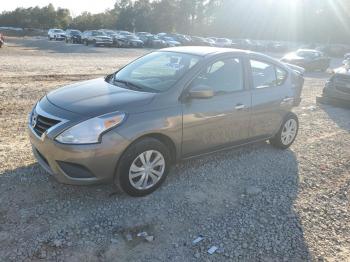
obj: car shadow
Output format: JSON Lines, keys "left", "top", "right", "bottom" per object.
{"left": 318, "top": 102, "right": 350, "bottom": 131}
{"left": 0, "top": 142, "right": 310, "bottom": 261}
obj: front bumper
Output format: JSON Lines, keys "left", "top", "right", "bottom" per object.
{"left": 54, "top": 35, "right": 65, "bottom": 40}
{"left": 95, "top": 40, "right": 113, "bottom": 45}
{"left": 28, "top": 115, "right": 130, "bottom": 185}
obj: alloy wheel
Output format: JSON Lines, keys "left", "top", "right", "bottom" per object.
{"left": 281, "top": 119, "right": 297, "bottom": 145}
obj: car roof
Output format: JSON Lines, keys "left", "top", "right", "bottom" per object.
{"left": 160, "top": 46, "right": 250, "bottom": 57}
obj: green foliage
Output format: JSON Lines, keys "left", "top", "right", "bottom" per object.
{"left": 0, "top": 0, "right": 349, "bottom": 44}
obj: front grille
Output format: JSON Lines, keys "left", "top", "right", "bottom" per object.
{"left": 33, "top": 114, "right": 60, "bottom": 137}
{"left": 333, "top": 74, "right": 350, "bottom": 94}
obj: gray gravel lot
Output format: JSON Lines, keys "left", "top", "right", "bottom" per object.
{"left": 0, "top": 37, "right": 349, "bottom": 261}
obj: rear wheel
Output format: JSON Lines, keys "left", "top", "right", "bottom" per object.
{"left": 269, "top": 113, "right": 299, "bottom": 149}
{"left": 114, "top": 138, "right": 171, "bottom": 197}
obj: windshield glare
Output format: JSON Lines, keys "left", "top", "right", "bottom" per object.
{"left": 112, "top": 51, "right": 201, "bottom": 92}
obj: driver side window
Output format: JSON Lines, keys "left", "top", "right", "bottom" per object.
{"left": 191, "top": 57, "right": 244, "bottom": 94}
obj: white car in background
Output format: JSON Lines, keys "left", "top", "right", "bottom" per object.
{"left": 215, "top": 38, "right": 233, "bottom": 48}
{"left": 48, "top": 29, "right": 66, "bottom": 41}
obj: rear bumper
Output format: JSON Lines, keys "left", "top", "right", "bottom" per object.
{"left": 28, "top": 123, "right": 130, "bottom": 185}
{"left": 323, "top": 85, "right": 350, "bottom": 101}
{"left": 316, "top": 95, "right": 350, "bottom": 108}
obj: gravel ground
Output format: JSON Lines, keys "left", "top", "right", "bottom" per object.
{"left": 0, "top": 37, "right": 349, "bottom": 262}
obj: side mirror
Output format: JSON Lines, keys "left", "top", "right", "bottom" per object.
{"left": 188, "top": 85, "right": 214, "bottom": 99}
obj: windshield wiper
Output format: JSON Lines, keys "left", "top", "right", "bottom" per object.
{"left": 113, "top": 79, "right": 143, "bottom": 91}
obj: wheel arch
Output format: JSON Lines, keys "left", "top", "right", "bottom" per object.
{"left": 113, "top": 132, "right": 178, "bottom": 192}
{"left": 129, "top": 133, "right": 177, "bottom": 164}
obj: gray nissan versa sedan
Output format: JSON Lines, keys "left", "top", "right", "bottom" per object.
{"left": 28, "top": 47, "right": 304, "bottom": 196}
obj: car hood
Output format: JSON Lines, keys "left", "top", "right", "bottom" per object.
{"left": 46, "top": 78, "right": 155, "bottom": 117}
{"left": 333, "top": 66, "right": 350, "bottom": 75}
{"left": 282, "top": 54, "right": 305, "bottom": 61}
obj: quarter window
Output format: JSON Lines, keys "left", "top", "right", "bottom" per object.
{"left": 276, "top": 67, "right": 288, "bottom": 85}
{"left": 191, "top": 58, "right": 244, "bottom": 94}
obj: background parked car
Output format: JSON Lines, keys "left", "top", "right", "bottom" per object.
{"left": 102, "top": 30, "right": 128, "bottom": 47}
{"left": 124, "top": 34, "right": 144, "bottom": 48}
{"left": 65, "top": 29, "right": 82, "bottom": 44}
{"left": 157, "top": 35, "right": 181, "bottom": 47}
{"left": 167, "top": 33, "right": 192, "bottom": 45}
{"left": 117, "top": 31, "right": 133, "bottom": 37}
{"left": 0, "top": 32, "right": 4, "bottom": 47}
{"left": 190, "top": 36, "right": 212, "bottom": 46}
{"left": 82, "top": 30, "right": 113, "bottom": 47}
{"left": 322, "top": 44, "right": 350, "bottom": 57}
{"left": 48, "top": 28, "right": 66, "bottom": 41}
{"left": 318, "top": 59, "right": 350, "bottom": 105}
{"left": 215, "top": 38, "right": 232, "bottom": 48}
{"left": 205, "top": 38, "right": 216, "bottom": 46}
{"left": 281, "top": 49, "right": 330, "bottom": 71}
{"left": 146, "top": 35, "right": 168, "bottom": 48}
{"left": 136, "top": 32, "right": 153, "bottom": 45}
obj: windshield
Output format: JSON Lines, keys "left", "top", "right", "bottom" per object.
{"left": 111, "top": 51, "right": 201, "bottom": 93}
{"left": 164, "top": 37, "right": 174, "bottom": 41}
{"left": 297, "top": 51, "right": 319, "bottom": 58}
{"left": 54, "top": 29, "right": 63, "bottom": 33}
{"left": 127, "top": 35, "right": 138, "bottom": 39}
{"left": 92, "top": 31, "right": 106, "bottom": 36}
{"left": 71, "top": 30, "right": 81, "bottom": 35}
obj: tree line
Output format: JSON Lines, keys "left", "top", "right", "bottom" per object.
{"left": 0, "top": 0, "right": 349, "bottom": 44}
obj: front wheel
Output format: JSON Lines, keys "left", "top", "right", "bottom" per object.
{"left": 269, "top": 113, "right": 299, "bottom": 149}
{"left": 114, "top": 138, "right": 171, "bottom": 197}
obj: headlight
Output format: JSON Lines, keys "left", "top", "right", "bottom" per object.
{"left": 55, "top": 112, "right": 126, "bottom": 144}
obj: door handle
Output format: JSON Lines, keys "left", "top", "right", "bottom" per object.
{"left": 281, "top": 97, "right": 294, "bottom": 104}
{"left": 235, "top": 104, "right": 247, "bottom": 110}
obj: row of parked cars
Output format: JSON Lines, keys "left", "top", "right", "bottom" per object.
{"left": 48, "top": 28, "right": 350, "bottom": 56}
{"left": 47, "top": 28, "right": 298, "bottom": 51}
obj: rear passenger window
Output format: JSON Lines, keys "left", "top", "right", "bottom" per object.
{"left": 250, "top": 60, "right": 287, "bottom": 89}
{"left": 192, "top": 58, "right": 244, "bottom": 94}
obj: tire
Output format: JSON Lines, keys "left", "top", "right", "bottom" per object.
{"left": 269, "top": 113, "right": 299, "bottom": 149}
{"left": 84, "top": 40, "right": 88, "bottom": 46}
{"left": 114, "top": 138, "right": 171, "bottom": 197}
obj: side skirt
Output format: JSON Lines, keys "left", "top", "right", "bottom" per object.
{"left": 180, "top": 135, "right": 273, "bottom": 162}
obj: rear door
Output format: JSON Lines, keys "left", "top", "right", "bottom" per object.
{"left": 248, "top": 58, "right": 293, "bottom": 138}
{"left": 181, "top": 56, "right": 252, "bottom": 157}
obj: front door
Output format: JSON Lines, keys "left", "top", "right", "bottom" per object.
{"left": 182, "top": 57, "right": 251, "bottom": 157}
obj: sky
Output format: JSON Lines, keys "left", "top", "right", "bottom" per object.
{"left": 0, "top": 0, "right": 117, "bottom": 16}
